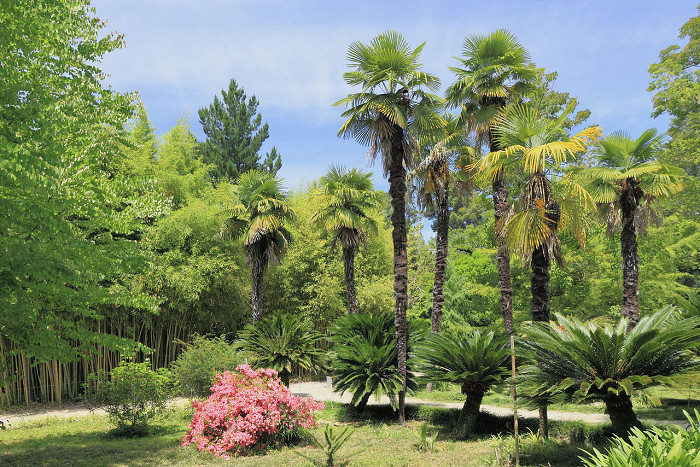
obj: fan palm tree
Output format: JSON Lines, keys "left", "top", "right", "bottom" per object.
{"left": 237, "top": 312, "right": 325, "bottom": 387}
{"left": 579, "top": 129, "right": 684, "bottom": 332}
{"left": 475, "top": 104, "right": 601, "bottom": 436}
{"left": 310, "top": 166, "right": 379, "bottom": 315}
{"left": 417, "top": 330, "right": 511, "bottom": 439}
{"left": 518, "top": 307, "right": 700, "bottom": 437}
{"left": 334, "top": 30, "right": 443, "bottom": 424}
{"left": 220, "top": 170, "right": 295, "bottom": 322}
{"left": 446, "top": 29, "right": 540, "bottom": 335}
{"left": 411, "top": 115, "right": 474, "bottom": 334}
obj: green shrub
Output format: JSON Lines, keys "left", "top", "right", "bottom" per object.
{"left": 170, "top": 334, "right": 241, "bottom": 398}
{"left": 95, "top": 361, "right": 174, "bottom": 436}
{"left": 580, "top": 409, "right": 700, "bottom": 466}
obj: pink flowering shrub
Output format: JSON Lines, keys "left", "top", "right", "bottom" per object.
{"left": 181, "top": 364, "right": 324, "bottom": 458}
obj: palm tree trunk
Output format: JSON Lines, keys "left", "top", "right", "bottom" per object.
{"left": 431, "top": 181, "right": 450, "bottom": 333}
{"left": 279, "top": 368, "right": 290, "bottom": 388}
{"left": 531, "top": 243, "right": 551, "bottom": 438}
{"left": 388, "top": 122, "right": 409, "bottom": 426}
{"left": 493, "top": 171, "right": 515, "bottom": 334}
{"left": 342, "top": 245, "right": 359, "bottom": 314}
{"left": 455, "top": 390, "right": 484, "bottom": 439}
{"left": 620, "top": 184, "right": 640, "bottom": 332}
{"left": 251, "top": 257, "right": 264, "bottom": 322}
{"left": 603, "top": 393, "right": 642, "bottom": 437}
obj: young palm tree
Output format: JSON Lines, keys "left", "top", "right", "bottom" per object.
{"left": 236, "top": 312, "right": 325, "bottom": 387}
{"left": 579, "top": 130, "right": 684, "bottom": 331}
{"left": 310, "top": 166, "right": 379, "bottom": 315}
{"left": 446, "top": 29, "right": 539, "bottom": 335}
{"left": 417, "top": 330, "right": 511, "bottom": 439}
{"left": 475, "top": 104, "right": 601, "bottom": 436}
{"left": 518, "top": 307, "right": 700, "bottom": 437}
{"left": 334, "top": 31, "right": 443, "bottom": 424}
{"left": 411, "top": 116, "right": 473, "bottom": 334}
{"left": 220, "top": 170, "right": 295, "bottom": 322}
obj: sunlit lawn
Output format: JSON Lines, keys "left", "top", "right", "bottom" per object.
{"left": 0, "top": 402, "right": 611, "bottom": 466}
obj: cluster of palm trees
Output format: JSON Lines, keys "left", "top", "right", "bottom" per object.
{"left": 333, "top": 29, "right": 690, "bottom": 434}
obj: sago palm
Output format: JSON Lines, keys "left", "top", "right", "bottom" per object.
{"left": 334, "top": 30, "right": 443, "bottom": 424}
{"left": 328, "top": 312, "right": 426, "bottom": 415}
{"left": 236, "top": 312, "right": 325, "bottom": 387}
{"left": 446, "top": 29, "right": 539, "bottom": 335}
{"left": 517, "top": 307, "right": 700, "bottom": 437}
{"left": 220, "top": 170, "right": 295, "bottom": 322}
{"left": 417, "top": 330, "right": 511, "bottom": 439}
{"left": 578, "top": 129, "right": 684, "bottom": 331}
{"left": 310, "top": 166, "right": 379, "bottom": 315}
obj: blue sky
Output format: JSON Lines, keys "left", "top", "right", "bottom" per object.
{"left": 93, "top": 0, "right": 695, "bottom": 204}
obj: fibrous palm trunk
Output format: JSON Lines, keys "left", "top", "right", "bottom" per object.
{"left": 531, "top": 244, "right": 551, "bottom": 438}
{"left": 388, "top": 121, "right": 409, "bottom": 426}
{"left": 431, "top": 174, "right": 449, "bottom": 333}
{"left": 493, "top": 171, "right": 514, "bottom": 334}
{"left": 456, "top": 389, "right": 485, "bottom": 439}
{"left": 620, "top": 180, "right": 642, "bottom": 332}
{"left": 603, "top": 393, "right": 643, "bottom": 437}
{"left": 342, "top": 244, "right": 359, "bottom": 314}
{"left": 251, "top": 256, "right": 264, "bottom": 322}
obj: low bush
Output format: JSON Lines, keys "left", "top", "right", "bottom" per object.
{"left": 580, "top": 409, "right": 700, "bottom": 467}
{"left": 181, "top": 364, "right": 325, "bottom": 458}
{"left": 170, "top": 334, "right": 241, "bottom": 398}
{"left": 94, "top": 360, "right": 174, "bottom": 436}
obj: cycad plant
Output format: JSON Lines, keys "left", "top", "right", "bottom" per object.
{"left": 578, "top": 129, "right": 685, "bottom": 331}
{"left": 236, "top": 312, "right": 325, "bottom": 387}
{"left": 328, "top": 312, "right": 426, "bottom": 415}
{"left": 417, "top": 330, "right": 511, "bottom": 439}
{"left": 517, "top": 307, "right": 700, "bottom": 437}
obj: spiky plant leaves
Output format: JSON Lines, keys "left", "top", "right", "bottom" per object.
{"left": 518, "top": 307, "right": 700, "bottom": 436}
{"left": 236, "top": 312, "right": 325, "bottom": 387}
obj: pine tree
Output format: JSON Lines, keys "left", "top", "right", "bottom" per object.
{"left": 198, "top": 79, "right": 282, "bottom": 181}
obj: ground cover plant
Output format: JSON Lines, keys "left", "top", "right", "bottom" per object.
{"left": 181, "top": 365, "right": 324, "bottom": 458}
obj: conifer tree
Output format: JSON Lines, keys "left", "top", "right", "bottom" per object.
{"left": 198, "top": 79, "right": 282, "bottom": 181}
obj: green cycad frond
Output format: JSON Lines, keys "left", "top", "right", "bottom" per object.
{"left": 518, "top": 307, "right": 700, "bottom": 403}
{"left": 417, "top": 330, "right": 510, "bottom": 392}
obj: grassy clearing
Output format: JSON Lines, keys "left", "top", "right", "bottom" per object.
{"left": 0, "top": 402, "right": 612, "bottom": 466}
{"left": 414, "top": 382, "right": 700, "bottom": 420}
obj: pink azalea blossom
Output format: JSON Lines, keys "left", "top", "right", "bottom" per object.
{"left": 181, "top": 365, "right": 324, "bottom": 457}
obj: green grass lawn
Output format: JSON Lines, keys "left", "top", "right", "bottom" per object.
{"left": 414, "top": 382, "right": 700, "bottom": 420}
{"left": 0, "top": 402, "right": 610, "bottom": 466}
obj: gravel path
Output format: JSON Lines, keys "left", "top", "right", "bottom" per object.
{"left": 3, "top": 381, "right": 674, "bottom": 428}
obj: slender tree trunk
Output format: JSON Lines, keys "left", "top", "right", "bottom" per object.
{"left": 493, "top": 171, "right": 515, "bottom": 334}
{"left": 620, "top": 182, "right": 641, "bottom": 332}
{"left": 388, "top": 122, "right": 409, "bottom": 426}
{"left": 251, "top": 256, "right": 264, "bottom": 322}
{"left": 455, "top": 390, "right": 485, "bottom": 439}
{"left": 431, "top": 176, "right": 449, "bottom": 334}
{"left": 604, "top": 393, "right": 643, "bottom": 437}
{"left": 532, "top": 235, "right": 552, "bottom": 439}
{"left": 342, "top": 244, "right": 359, "bottom": 314}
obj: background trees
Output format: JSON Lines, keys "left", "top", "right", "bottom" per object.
{"left": 198, "top": 79, "right": 282, "bottom": 182}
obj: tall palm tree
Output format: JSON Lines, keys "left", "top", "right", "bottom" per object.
{"left": 579, "top": 129, "right": 684, "bottom": 332}
{"left": 411, "top": 115, "right": 473, "bottom": 333}
{"left": 476, "top": 104, "right": 601, "bottom": 436}
{"left": 334, "top": 31, "right": 443, "bottom": 424}
{"left": 310, "top": 166, "right": 379, "bottom": 315}
{"left": 446, "top": 30, "right": 539, "bottom": 335}
{"left": 220, "top": 170, "right": 295, "bottom": 322}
